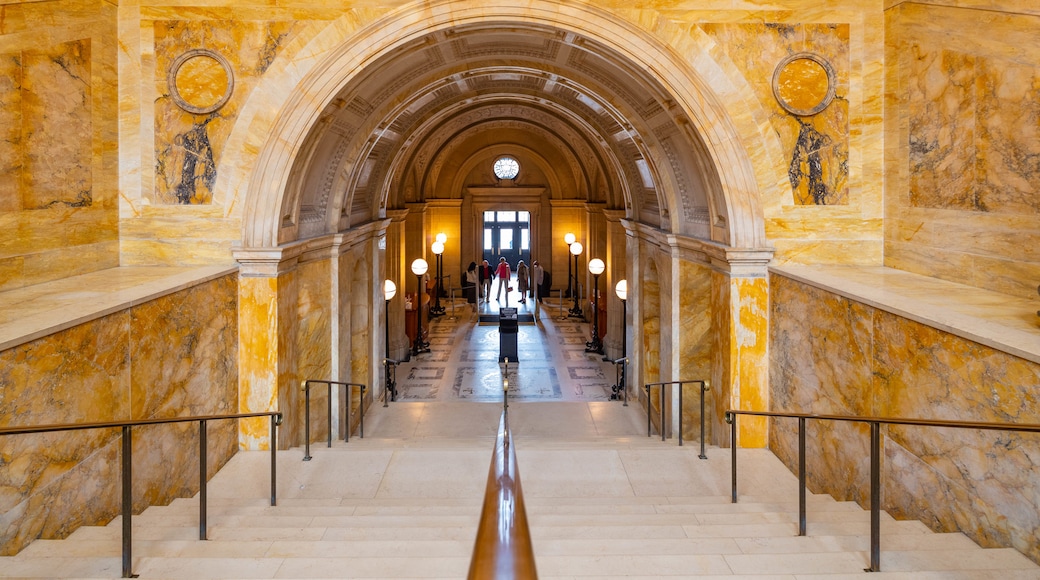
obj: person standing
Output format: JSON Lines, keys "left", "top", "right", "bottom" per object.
{"left": 531, "top": 260, "right": 544, "bottom": 304}
{"left": 463, "top": 261, "right": 478, "bottom": 305}
{"left": 516, "top": 260, "right": 529, "bottom": 305}
{"left": 495, "top": 257, "right": 511, "bottom": 302}
{"left": 478, "top": 259, "right": 493, "bottom": 303}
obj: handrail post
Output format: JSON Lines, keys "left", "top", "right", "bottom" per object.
{"left": 678, "top": 382, "right": 684, "bottom": 447}
{"left": 199, "top": 419, "right": 208, "bottom": 541}
{"left": 798, "top": 416, "right": 806, "bottom": 536}
{"left": 326, "top": 381, "right": 333, "bottom": 449}
{"left": 302, "top": 381, "right": 312, "bottom": 461}
{"left": 868, "top": 420, "right": 881, "bottom": 572}
{"left": 121, "top": 425, "right": 135, "bottom": 578}
{"left": 646, "top": 385, "right": 651, "bottom": 437}
{"left": 729, "top": 413, "right": 737, "bottom": 504}
{"left": 270, "top": 415, "right": 278, "bottom": 507}
{"left": 698, "top": 381, "right": 708, "bottom": 460}
{"left": 660, "top": 384, "right": 666, "bottom": 442}
{"left": 344, "top": 382, "right": 352, "bottom": 443}
{"left": 359, "top": 385, "right": 365, "bottom": 439}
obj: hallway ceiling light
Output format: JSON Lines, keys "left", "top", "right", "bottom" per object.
{"left": 589, "top": 258, "right": 605, "bottom": 276}
{"left": 384, "top": 279, "right": 397, "bottom": 301}
{"left": 411, "top": 259, "right": 429, "bottom": 276}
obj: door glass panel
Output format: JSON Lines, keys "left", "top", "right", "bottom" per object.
{"left": 500, "top": 229, "right": 514, "bottom": 250}
{"left": 519, "top": 211, "right": 530, "bottom": 222}
{"left": 521, "top": 229, "right": 529, "bottom": 250}
{"left": 497, "top": 211, "right": 516, "bottom": 222}
{"left": 484, "top": 229, "right": 493, "bottom": 250}
{"left": 484, "top": 211, "right": 495, "bottom": 222}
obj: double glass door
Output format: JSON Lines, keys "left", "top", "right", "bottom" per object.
{"left": 483, "top": 210, "right": 530, "bottom": 269}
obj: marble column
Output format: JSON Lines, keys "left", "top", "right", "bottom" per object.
{"left": 707, "top": 245, "right": 773, "bottom": 448}
{"left": 234, "top": 246, "right": 300, "bottom": 450}
{"left": 385, "top": 209, "right": 411, "bottom": 362}
{"left": 602, "top": 210, "right": 627, "bottom": 360}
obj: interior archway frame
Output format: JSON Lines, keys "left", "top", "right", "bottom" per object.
{"left": 230, "top": 0, "right": 778, "bottom": 250}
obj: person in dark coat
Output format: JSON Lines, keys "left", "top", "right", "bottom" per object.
{"left": 463, "top": 262, "right": 478, "bottom": 304}
{"left": 478, "top": 260, "right": 493, "bottom": 303}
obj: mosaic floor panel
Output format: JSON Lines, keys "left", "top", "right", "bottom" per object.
{"left": 396, "top": 297, "right": 618, "bottom": 403}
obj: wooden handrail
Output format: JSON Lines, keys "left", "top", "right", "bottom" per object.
{"left": 467, "top": 411, "right": 538, "bottom": 579}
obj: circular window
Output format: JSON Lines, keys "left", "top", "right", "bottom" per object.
{"left": 168, "top": 49, "right": 234, "bottom": 115}
{"left": 772, "top": 52, "right": 836, "bottom": 117}
{"left": 493, "top": 156, "right": 520, "bottom": 180}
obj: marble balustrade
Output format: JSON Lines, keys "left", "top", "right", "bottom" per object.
{"left": 0, "top": 274, "right": 239, "bottom": 557}
{"left": 769, "top": 271, "right": 1040, "bottom": 563}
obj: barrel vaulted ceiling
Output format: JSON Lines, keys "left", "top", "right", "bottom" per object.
{"left": 285, "top": 22, "right": 724, "bottom": 242}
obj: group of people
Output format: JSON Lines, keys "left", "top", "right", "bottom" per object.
{"left": 463, "top": 257, "right": 547, "bottom": 305}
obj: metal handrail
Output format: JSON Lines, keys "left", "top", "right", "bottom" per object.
{"left": 725, "top": 409, "right": 1040, "bottom": 572}
{"left": 301, "top": 379, "right": 366, "bottom": 460}
{"left": 0, "top": 411, "right": 283, "bottom": 578}
{"left": 644, "top": 380, "right": 710, "bottom": 458}
{"left": 467, "top": 410, "right": 537, "bottom": 579}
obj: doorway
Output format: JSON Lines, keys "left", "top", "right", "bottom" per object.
{"left": 482, "top": 210, "right": 531, "bottom": 268}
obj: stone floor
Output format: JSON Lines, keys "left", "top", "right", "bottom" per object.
{"left": 396, "top": 289, "right": 624, "bottom": 404}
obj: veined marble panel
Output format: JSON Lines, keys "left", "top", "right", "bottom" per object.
{"left": 770, "top": 271, "right": 1040, "bottom": 563}
{"left": 700, "top": 23, "right": 850, "bottom": 206}
{"left": 677, "top": 260, "right": 712, "bottom": 443}
{"left": 295, "top": 258, "right": 333, "bottom": 446}
{"left": 152, "top": 20, "right": 298, "bottom": 205}
{"left": 888, "top": 3, "right": 1040, "bottom": 298}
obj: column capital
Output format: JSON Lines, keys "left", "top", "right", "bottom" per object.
{"left": 233, "top": 243, "right": 304, "bottom": 277}
{"left": 699, "top": 241, "right": 774, "bottom": 277}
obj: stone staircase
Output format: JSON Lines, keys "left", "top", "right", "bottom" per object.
{"left": 2, "top": 402, "right": 1038, "bottom": 578}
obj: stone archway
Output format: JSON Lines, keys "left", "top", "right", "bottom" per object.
{"left": 230, "top": 0, "right": 780, "bottom": 449}
{"left": 229, "top": 0, "right": 776, "bottom": 250}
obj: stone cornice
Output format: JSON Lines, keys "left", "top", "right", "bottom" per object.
{"left": 235, "top": 220, "right": 390, "bottom": 275}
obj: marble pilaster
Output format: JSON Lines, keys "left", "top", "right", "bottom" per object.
{"left": 708, "top": 245, "right": 773, "bottom": 448}
{"left": 234, "top": 247, "right": 300, "bottom": 450}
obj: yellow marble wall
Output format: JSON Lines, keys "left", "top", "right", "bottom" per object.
{"left": 711, "top": 269, "right": 770, "bottom": 448}
{"left": 677, "top": 259, "right": 713, "bottom": 443}
{"left": 0, "top": 273, "right": 238, "bottom": 556}
{"left": 0, "top": 0, "right": 119, "bottom": 290}
{"left": 770, "top": 272, "right": 1040, "bottom": 562}
{"left": 295, "top": 258, "right": 333, "bottom": 446}
{"left": 885, "top": 3, "right": 1040, "bottom": 299}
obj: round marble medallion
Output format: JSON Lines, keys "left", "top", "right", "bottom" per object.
{"left": 168, "top": 50, "right": 234, "bottom": 115}
{"left": 772, "top": 52, "right": 836, "bottom": 117}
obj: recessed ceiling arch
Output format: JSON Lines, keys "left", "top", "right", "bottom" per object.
{"left": 238, "top": 0, "right": 768, "bottom": 250}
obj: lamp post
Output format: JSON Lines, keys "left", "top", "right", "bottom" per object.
{"left": 585, "top": 258, "right": 604, "bottom": 353}
{"left": 411, "top": 258, "right": 430, "bottom": 355}
{"left": 613, "top": 279, "right": 628, "bottom": 402}
{"left": 430, "top": 239, "right": 445, "bottom": 317}
{"left": 568, "top": 241, "right": 584, "bottom": 317}
{"left": 564, "top": 232, "right": 575, "bottom": 298}
{"left": 383, "top": 279, "right": 397, "bottom": 402}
